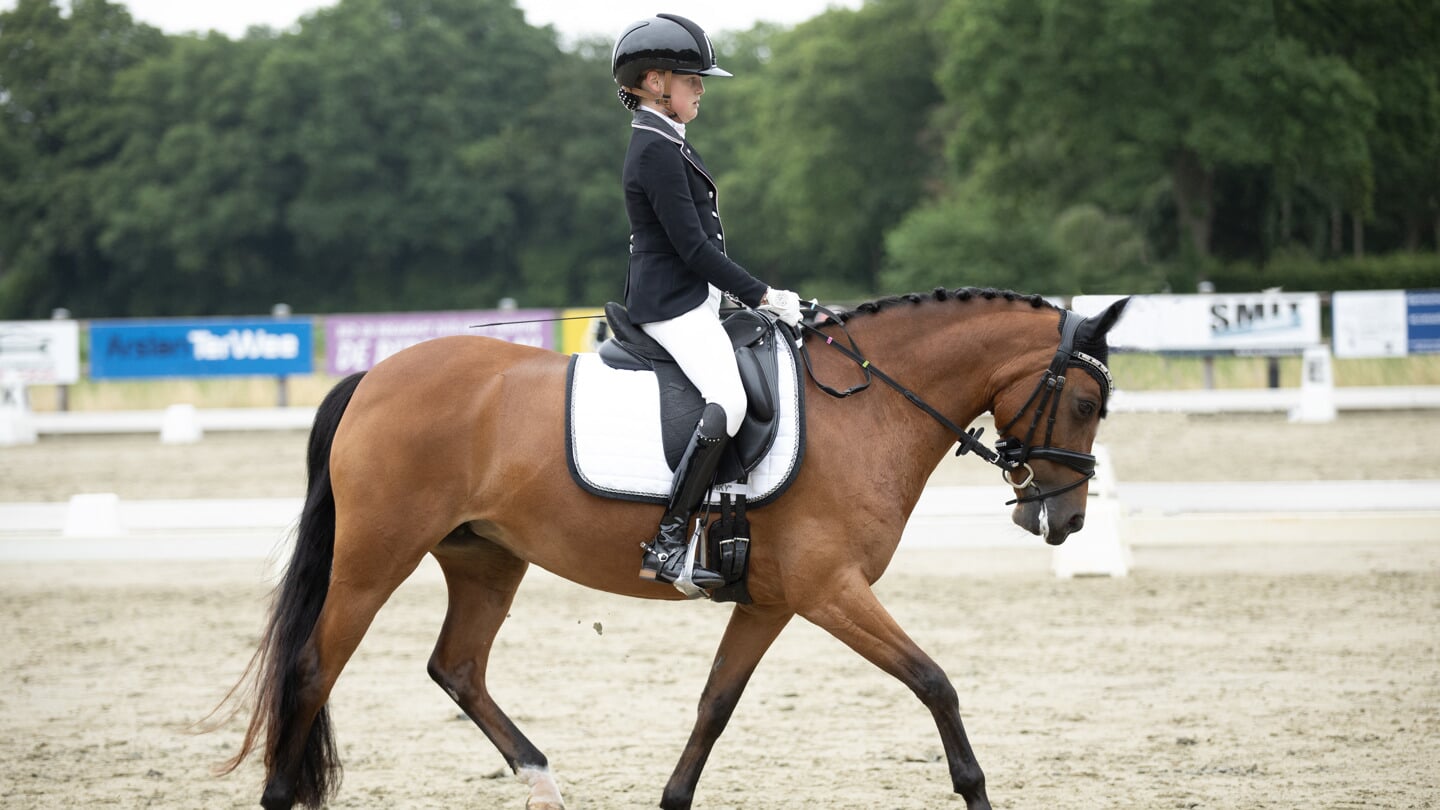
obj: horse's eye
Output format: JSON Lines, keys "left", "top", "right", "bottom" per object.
{"left": 1077, "top": 400, "right": 1096, "bottom": 418}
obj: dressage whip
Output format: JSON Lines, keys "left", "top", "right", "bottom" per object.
{"left": 469, "top": 314, "right": 605, "bottom": 329}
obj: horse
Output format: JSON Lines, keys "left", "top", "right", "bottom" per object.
{"left": 220, "top": 287, "right": 1129, "bottom": 810}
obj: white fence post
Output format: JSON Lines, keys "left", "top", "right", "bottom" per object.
{"left": 1052, "top": 443, "right": 1130, "bottom": 578}
{"left": 1290, "top": 345, "right": 1337, "bottom": 423}
{"left": 63, "top": 493, "right": 126, "bottom": 537}
{"left": 0, "top": 371, "right": 38, "bottom": 446}
{"left": 160, "top": 403, "right": 203, "bottom": 444}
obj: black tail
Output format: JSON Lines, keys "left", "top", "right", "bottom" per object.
{"left": 220, "top": 372, "right": 365, "bottom": 808}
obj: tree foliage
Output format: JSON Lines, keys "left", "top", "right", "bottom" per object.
{"left": 0, "top": 0, "right": 1435, "bottom": 318}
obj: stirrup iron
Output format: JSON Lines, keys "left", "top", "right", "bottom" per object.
{"left": 669, "top": 523, "right": 710, "bottom": 599}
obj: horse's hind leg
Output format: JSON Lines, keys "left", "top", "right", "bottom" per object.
{"left": 801, "top": 577, "right": 991, "bottom": 810}
{"left": 261, "top": 524, "right": 428, "bottom": 809}
{"left": 661, "top": 605, "right": 793, "bottom": 810}
{"left": 428, "top": 541, "right": 562, "bottom": 810}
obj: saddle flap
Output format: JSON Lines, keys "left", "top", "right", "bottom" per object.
{"left": 735, "top": 346, "right": 774, "bottom": 421}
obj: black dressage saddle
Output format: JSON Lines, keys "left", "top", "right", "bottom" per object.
{"left": 597, "top": 301, "right": 785, "bottom": 482}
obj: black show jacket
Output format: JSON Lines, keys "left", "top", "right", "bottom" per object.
{"left": 622, "top": 109, "right": 768, "bottom": 325}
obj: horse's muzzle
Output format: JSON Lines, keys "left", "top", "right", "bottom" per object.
{"left": 1011, "top": 498, "right": 1085, "bottom": 545}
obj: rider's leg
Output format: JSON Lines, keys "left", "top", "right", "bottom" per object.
{"left": 640, "top": 289, "right": 747, "bottom": 437}
{"left": 637, "top": 402, "right": 728, "bottom": 588}
{"left": 638, "top": 290, "right": 747, "bottom": 588}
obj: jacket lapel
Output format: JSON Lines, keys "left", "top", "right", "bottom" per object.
{"left": 631, "top": 110, "right": 716, "bottom": 188}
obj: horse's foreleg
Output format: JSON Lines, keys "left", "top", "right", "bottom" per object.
{"left": 428, "top": 543, "right": 562, "bottom": 810}
{"left": 802, "top": 579, "right": 991, "bottom": 810}
{"left": 660, "top": 605, "right": 793, "bottom": 810}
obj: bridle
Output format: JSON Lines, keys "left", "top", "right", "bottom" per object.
{"left": 795, "top": 304, "right": 1114, "bottom": 506}
{"left": 990, "top": 308, "right": 1114, "bottom": 504}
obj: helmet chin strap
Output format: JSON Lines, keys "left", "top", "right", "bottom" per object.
{"left": 627, "top": 71, "right": 681, "bottom": 121}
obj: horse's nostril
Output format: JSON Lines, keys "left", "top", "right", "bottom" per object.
{"left": 1068, "top": 513, "right": 1086, "bottom": 533}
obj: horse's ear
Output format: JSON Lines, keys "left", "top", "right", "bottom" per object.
{"left": 1087, "top": 296, "right": 1129, "bottom": 339}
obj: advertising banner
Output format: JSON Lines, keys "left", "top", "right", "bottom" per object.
{"left": 89, "top": 318, "right": 314, "bottom": 379}
{"left": 326, "top": 309, "right": 555, "bottom": 375}
{"left": 559, "top": 308, "right": 607, "bottom": 354}
{"left": 1072, "top": 293, "right": 1322, "bottom": 353}
{"left": 1332, "top": 289, "right": 1440, "bottom": 358}
{"left": 0, "top": 320, "right": 81, "bottom": 384}
{"left": 1404, "top": 290, "right": 1440, "bottom": 354}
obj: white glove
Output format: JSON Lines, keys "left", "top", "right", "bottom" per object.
{"left": 761, "top": 287, "right": 803, "bottom": 327}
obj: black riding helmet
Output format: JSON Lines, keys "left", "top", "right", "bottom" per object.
{"left": 612, "top": 13, "right": 733, "bottom": 90}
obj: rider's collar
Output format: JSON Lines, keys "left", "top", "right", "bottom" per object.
{"left": 634, "top": 107, "right": 685, "bottom": 140}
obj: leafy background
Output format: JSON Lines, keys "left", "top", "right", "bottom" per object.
{"left": 2, "top": 0, "right": 1437, "bottom": 318}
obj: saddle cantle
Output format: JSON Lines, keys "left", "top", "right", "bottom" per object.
{"left": 597, "top": 302, "right": 782, "bottom": 481}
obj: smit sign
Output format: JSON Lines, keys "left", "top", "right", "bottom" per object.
{"left": 89, "top": 318, "right": 314, "bottom": 379}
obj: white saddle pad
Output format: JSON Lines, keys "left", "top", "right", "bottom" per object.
{"left": 566, "top": 336, "right": 803, "bottom": 506}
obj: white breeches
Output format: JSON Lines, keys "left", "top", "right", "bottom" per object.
{"left": 640, "top": 287, "right": 746, "bottom": 437}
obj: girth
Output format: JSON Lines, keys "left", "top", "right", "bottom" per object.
{"left": 597, "top": 302, "right": 785, "bottom": 480}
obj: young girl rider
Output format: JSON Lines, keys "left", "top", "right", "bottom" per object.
{"left": 612, "top": 13, "right": 804, "bottom": 590}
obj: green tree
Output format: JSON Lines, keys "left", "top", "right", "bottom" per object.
{"left": 882, "top": 186, "right": 1064, "bottom": 294}
{"left": 507, "top": 37, "right": 630, "bottom": 308}
{"left": 1277, "top": 0, "right": 1439, "bottom": 255}
{"left": 98, "top": 33, "right": 290, "bottom": 315}
{"left": 716, "top": 0, "right": 945, "bottom": 299}
{"left": 0, "top": 0, "right": 167, "bottom": 317}
{"left": 249, "top": 0, "right": 562, "bottom": 312}
{"left": 933, "top": 0, "right": 1375, "bottom": 262}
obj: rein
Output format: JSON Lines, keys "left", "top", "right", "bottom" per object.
{"left": 794, "top": 303, "right": 1112, "bottom": 506}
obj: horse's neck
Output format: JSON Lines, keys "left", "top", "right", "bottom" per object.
{"left": 818, "top": 302, "right": 1055, "bottom": 476}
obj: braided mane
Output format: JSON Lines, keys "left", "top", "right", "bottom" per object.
{"left": 829, "top": 287, "right": 1056, "bottom": 323}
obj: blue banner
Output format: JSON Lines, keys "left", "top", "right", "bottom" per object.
{"left": 89, "top": 318, "right": 314, "bottom": 379}
{"left": 1407, "top": 290, "right": 1440, "bottom": 354}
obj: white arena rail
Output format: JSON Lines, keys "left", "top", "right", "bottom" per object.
{"left": 12, "top": 385, "right": 1437, "bottom": 439}
{"left": 1112, "top": 385, "right": 1440, "bottom": 413}
{"left": 3, "top": 479, "right": 1436, "bottom": 562}
{"left": 29, "top": 406, "right": 318, "bottom": 434}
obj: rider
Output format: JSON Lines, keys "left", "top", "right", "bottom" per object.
{"left": 612, "top": 13, "right": 804, "bottom": 589}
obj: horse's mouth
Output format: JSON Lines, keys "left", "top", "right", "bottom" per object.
{"left": 1011, "top": 501, "right": 1079, "bottom": 545}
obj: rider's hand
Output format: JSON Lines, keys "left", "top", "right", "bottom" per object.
{"left": 761, "top": 288, "right": 803, "bottom": 327}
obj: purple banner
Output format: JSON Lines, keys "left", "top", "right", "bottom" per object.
{"left": 326, "top": 310, "right": 555, "bottom": 375}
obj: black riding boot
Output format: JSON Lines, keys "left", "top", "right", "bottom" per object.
{"left": 639, "top": 402, "right": 728, "bottom": 590}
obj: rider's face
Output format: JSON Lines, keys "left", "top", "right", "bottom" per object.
{"left": 666, "top": 73, "right": 704, "bottom": 123}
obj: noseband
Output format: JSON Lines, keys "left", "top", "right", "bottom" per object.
{"left": 797, "top": 305, "right": 1114, "bottom": 506}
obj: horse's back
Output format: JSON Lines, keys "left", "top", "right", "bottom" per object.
{"left": 364, "top": 334, "right": 560, "bottom": 386}
{"left": 332, "top": 335, "right": 568, "bottom": 504}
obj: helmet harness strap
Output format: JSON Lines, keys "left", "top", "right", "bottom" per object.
{"left": 627, "top": 70, "right": 680, "bottom": 121}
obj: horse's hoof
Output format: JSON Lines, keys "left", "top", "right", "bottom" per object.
{"left": 518, "top": 764, "right": 564, "bottom": 810}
